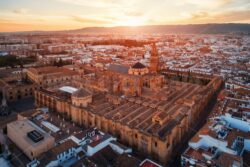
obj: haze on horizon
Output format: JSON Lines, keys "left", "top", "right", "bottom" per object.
{"left": 0, "top": 0, "right": 250, "bottom": 32}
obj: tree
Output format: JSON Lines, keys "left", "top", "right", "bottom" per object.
{"left": 0, "top": 144, "right": 2, "bottom": 154}
{"left": 8, "top": 143, "right": 15, "bottom": 152}
{"left": 0, "top": 55, "right": 20, "bottom": 68}
{"left": 3, "top": 126, "right": 7, "bottom": 134}
{"left": 57, "top": 58, "right": 63, "bottom": 67}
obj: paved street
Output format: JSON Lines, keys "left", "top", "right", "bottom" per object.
{"left": 9, "top": 97, "right": 35, "bottom": 112}
{"left": 169, "top": 87, "right": 222, "bottom": 167}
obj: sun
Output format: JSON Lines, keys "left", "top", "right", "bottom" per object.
{"left": 114, "top": 17, "right": 146, "bottom": 27}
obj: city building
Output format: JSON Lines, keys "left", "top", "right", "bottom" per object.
{"left": 181, "top": 86, "right": 250, "bottom": 167}
{"left": 27, "top": 66, "right": 80, "bottom": 87}
{"left": 0, "top": 68, "right": 37, "bottom": 101}
{"left": 7, "top": 116, "right": 55, "bottom": 160}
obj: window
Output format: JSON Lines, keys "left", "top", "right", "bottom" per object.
{"left": 135, "top": 134, "right": 138, "bottom": 139}
{"left": 237, "top": 136, "right": 244, "bottom": 142}
{"left": 155, "top": 142, "right": 158, "bottom": 147}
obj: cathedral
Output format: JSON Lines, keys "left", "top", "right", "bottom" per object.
{"left": 107, "top": 44, "right": 164, "bottom": 97}
{"left": 33, "top": 44, "right": 222, "bottom": 164}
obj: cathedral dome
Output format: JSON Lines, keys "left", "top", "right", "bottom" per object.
{"left": 72, "top": 88, "right": 91, "bottom": 98}
{"left": 129, "top": 62, "right": 148, "bottom": 75}
{"left": 131, "top": 62, "right": 146, "bottom": 69}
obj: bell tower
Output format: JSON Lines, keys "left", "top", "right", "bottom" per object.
{"left": 149, "top": 43, "right": 159, "bottom": 73}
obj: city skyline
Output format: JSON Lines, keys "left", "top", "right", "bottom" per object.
{"left": 1, "top": 0, "right": 250, "bottom": 32}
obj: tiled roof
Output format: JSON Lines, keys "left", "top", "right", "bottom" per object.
{"left": 49, "top": 139, "right": 77, "bottom": 156}
{"left": 132, "top": 62, "right": 146, "bottom": 69}
{"left": 108, "top": 64, "right": 129, "bottom": 74}
{"left": 72, "top": 88, "right": 92, "bottom": 98}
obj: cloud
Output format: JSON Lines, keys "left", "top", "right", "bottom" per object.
{"left": 1, "top": 0, "right": 250, "bottom": 31}
{"left": 184, "top": 0, "right": 233, "bottom": 8}
{"left": 12, "top": 8, "right": 28, "bottom": 14}
{"left": 182, "top": 10, "right": 250, "bottom": 23}
{"left": 54, "top": 0, "right": 121, "bottom": 8}
{"left": 211, "top": 10, "right": 250, "bottom": 22}
{"left": 124, "top": 11, "right": 144, "bottom": 17}
{"left": 71, "top": 15, "right": 113, "bottom": 25}
{"left": 191, "top": 11, "right": 210, "bottom": 20}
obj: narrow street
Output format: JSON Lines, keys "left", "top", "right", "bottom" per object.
{"left": 168, "top": 87, "right": 222, "bottom": 167}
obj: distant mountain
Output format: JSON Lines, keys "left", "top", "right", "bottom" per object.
{"left": 66, "top": 24, "right": 250, "bottom": 34}
{"left": 1, "top": 23, "right": 250, "bottom": 35}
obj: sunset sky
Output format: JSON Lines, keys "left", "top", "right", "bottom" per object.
{"left": 0, "top": 0, "right": 250, "bottom": 32}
